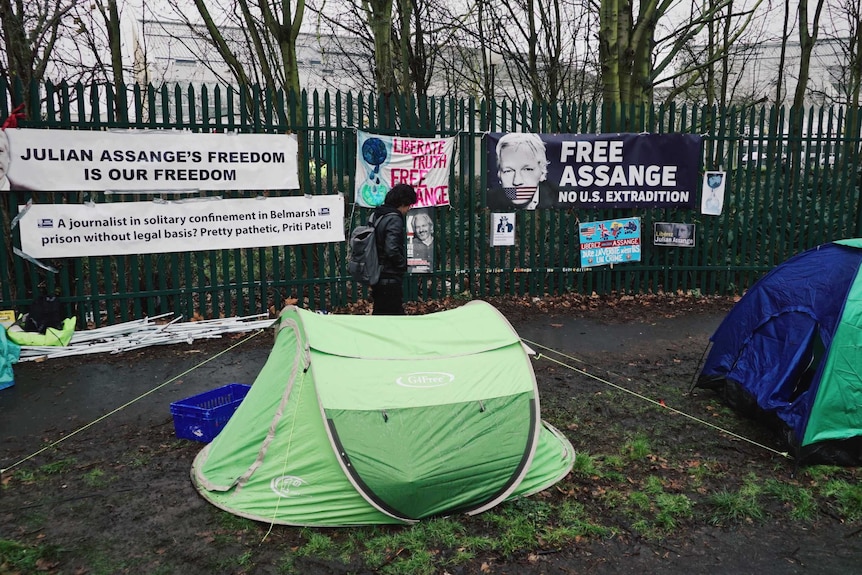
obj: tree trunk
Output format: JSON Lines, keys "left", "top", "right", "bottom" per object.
{"left": 363, "top": 0, "right": 397, "bottom": 98}
{"left": 0, "top": 0, "right": 35, "bottom": 108}
{"left": 99, "top": 0, "right": 126, "bottom": 120}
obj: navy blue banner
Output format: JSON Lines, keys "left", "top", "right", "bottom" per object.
{"left": 486, "top": 132, "right": 703, "bottom": 210}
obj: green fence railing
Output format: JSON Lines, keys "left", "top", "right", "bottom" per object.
{"left": 1, "top": 78, "right": 860, "bottom": 326}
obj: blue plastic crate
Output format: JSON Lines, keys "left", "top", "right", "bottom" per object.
{"left": 170, "top": 383, "right": 251, "bottom": 442}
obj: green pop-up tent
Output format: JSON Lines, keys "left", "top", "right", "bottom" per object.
{"left": 191, "top": 301, "right": 574, "bottom": 526}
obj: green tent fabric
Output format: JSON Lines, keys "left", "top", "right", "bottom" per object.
{"left": 192, "top": 301, "right": 574, "bottom": 526}
{"left": 0, "top": 326, "right": 20, "bottom": 390}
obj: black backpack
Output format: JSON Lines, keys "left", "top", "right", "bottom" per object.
{"left": 24, "top": 294, "right": 64, "bottom": 333}
{"left": 347, "top": 212, "right": 395, "bottom": 286}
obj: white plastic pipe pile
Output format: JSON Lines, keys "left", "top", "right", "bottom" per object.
{"left": 16, "top": 314, "right": 275, "bottom": 362}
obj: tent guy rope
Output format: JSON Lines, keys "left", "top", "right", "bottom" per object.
{"left": 1, "top": 328, "right": 267, "bottom": 476}
{"left": 523, "top": 338, "right": 791, "bottom": 460}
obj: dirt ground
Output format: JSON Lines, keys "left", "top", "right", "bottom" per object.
{"left": 2, "top": 293, "right": 861, "bottom": 575}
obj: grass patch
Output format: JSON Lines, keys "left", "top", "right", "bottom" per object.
{"left": 821, "top": 479, "right": 862, "bottom": 520}
{"left": 83, "top": 468, "right": 112, "bottom": 488}
{"left": 763, "top": 478, "right": 817, "bottom": 521}
{"left": 621, "top": 436, "right": 651, "bottom": 461}
{"left": 594, "top": 454, "right": 627, "bottom": 482}
{"left": 215, "top": 512, "right": 258, "bottom": 532}
{"left": 708, "top": 474, "right": 765, "bottom": 525}
{"left": 484, "top": 507, "right": 540, "bottom": 557}
{"left": 360, "top": 519, "right": 478, "bottom": 575}
{"left": 361, "top": 523, "right": 488, "bottom": 570}
{"left": 600, "top": 454, "right": 626, "bottom": 471}
{"left": 39, "top": 458, "right": 78, "bottom": 475}
{"left": 687, "top": 458, "right": 725, "bottom": 485}
{"left": 295, "top": 530, "right": 335, "bottom": 557}
{"left": 11, "top": 458, "right": 79, "bottom": 485}
{"left": 0, "top": 539, "right": 63, "bottom": 573}
{"left": 643, "top": 475, "right": 665, "bottom": 494}
{"left": 212, "top": 548, "right": 256, "bottom": 573}
{"left": 653, "top": 493, "right": 694, "bottom": 529}
{"left": 803, "top": 465, "right": 843, "bottom": 483}
{"left": 571, "top": 452, "right": 598, "bottom": 477}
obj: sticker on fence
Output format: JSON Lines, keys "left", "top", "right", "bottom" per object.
{"left": 654, "top": 222, "right": 696, "bottom": 247}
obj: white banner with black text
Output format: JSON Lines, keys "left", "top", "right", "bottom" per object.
{"left": 18, "top": 195, "right": 343, "bottom": 258}
{"left": 4, "top": 128, "right": 298, "bottom": 192}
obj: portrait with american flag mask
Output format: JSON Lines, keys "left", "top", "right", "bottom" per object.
{"left": 485, "top": 132, "right": 702, "bottom": 210}
{"left": 486, "top": 132, "right": 559, "bottom": 210}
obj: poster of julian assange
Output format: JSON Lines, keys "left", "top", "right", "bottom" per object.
{"left": 486, "top": 132, "right": 702, "bottom": 210}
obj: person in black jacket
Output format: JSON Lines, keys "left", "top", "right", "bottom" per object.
{"left": 371, "top": 183, "right": 417, "bottom": 315}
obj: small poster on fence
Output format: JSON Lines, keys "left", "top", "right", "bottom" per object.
{"left": 407, "top": 208, "right": 435, "bottom": 273}
{"left": 490, "top": 213, "right": 516, "bottom": 246}
{"left": 701, "top": 171, "right": 726, "bottom": 215}
{"left": 578, "top": 217, "right": 641, "bottom": 268}
{"left": 654, "top": 222, "right": 696, "bottom": 247}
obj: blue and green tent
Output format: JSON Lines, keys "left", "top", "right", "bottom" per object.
{"left": 192, "top": 301, "right": 574, "bottom": 525}
{"left": 697, "top": 239, "right": 862, "bottom": 465}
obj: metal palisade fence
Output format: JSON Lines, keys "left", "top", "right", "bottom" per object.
{"left": 0, "top": 78, "right": 860, "bottom": 326}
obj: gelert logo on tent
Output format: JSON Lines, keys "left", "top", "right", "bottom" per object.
{"left": 395, "top": 372, "right": 455, "bottom": 388}
{"left": 270, "top": 475, "right": 307, "bottom": 498}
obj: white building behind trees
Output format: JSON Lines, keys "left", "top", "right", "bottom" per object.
{"left": 726, "top": 38, "right": 854, "bottom": 108}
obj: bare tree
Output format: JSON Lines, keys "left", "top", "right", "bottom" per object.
{"left": 822, "top": 0, "right": 861, "bottom": 174}
{"left": 852, "top": 2, "right": 862, "bottom": 109}
{"left": 775, "top": 0, "right": 792, "bottom": 106}
{"left": 309, "top": 0, "right": 473, "bottom": 102}
{"left": 667, "top": 0, "right": 788, "bottom": 109}
{"left": 152, "top": 0, "right": 304, "bottom": 98}
{"left": 52, "top": 1, "right": 130, "bottom": 118}
{"left": 96, "top": 0, "right": 124, "bottom": 91}
{"left": 598, "top": 0, "right": 762, "bottom": 123}
{"left": 790, "top": 0, "right": 827, "bottom": 113}
{"left": 0, "top": 0, "right": 76, "bottom": 109}
{"left": 821, "top": 0, "right": 861, "bottom": 107}
{"left": 485, "top": 0, "right": 595, "bottom": 106}
{"left": 362, "top": 0, "right": 397, "bottom": 98}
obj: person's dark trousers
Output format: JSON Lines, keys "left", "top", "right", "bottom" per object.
{"left": 371, "top": 279, "right": 405, "bottom": 315}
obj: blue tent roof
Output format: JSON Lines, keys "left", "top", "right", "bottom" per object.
{"left": 698, "top": 240, "right": 862, "bottom": 464}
